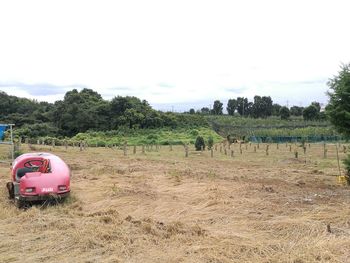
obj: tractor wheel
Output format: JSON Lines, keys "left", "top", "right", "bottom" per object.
{"left": 14, "top": 198, "right": 25, "bottom": 209}
{"left": 6, "top": 182, "right": 14, "bottom": 199}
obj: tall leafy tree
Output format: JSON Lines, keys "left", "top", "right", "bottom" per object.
{"left": 212, "top": 100, "right": 223, "bottom": 115}
{"left": 251, "top": 95, "right": 273, "bottom": 118}
{"left": 52, "top": 88, "right": 109, "bottom": 136}
{"left": 236, "top": 97, "right": 249, "bottom": 116}
{"left": 263, "top": 96, "right": 273, "bottom": 116}
{"left": 326, "top": 63, "right": 350, "bottom": 137}
{"left": 110, "top": 96, "right": 152, "bottom": 129}
{"left": 279, "top": 106, "right": 290, "bottom": 120}
{"left": 125, "top": 108, "right": 144, "bottom": 129}
{"left": 311, "top": 101, "right": 321, "bottom": 112}
{"left": 226, "top": 99, "right": 237, "bottom": 116}
{"left": 272, "top": 103, "right": 282, "bottom": 116}
{"left": 303, "top": 105, "right": 319, "bottom": 120}
{"left": 290, "top": 106, "right": 304, "bottom": 116}
{"left": 200, "top": 107, "right": 210, "bottom": 115}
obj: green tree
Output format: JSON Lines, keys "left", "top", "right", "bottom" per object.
{"left": 195, "top": 136, "right": 205, "bottom": 151}
{"left": 272, "top": 103, "right": 282, "bottom": 116}
{"left": 212, "top": 100, "right": 223, "bottom": 115}
{"left": 189, "top": 108, "right": 195, "bottom": 114}
{"left": 236, "top": 97, "right": 249, "bottom": 116}
{"left": 279, "top": 106, "right": 290, "bottom": 120}
{"left": 290, "top": 106, "right": 304, "bottom": 116}
{"left": 262, "top": 96, "right": 273, "bottom": 116}
{"left": 326, "top": 64, "right": 350, "bottom": 183}
{"left": 51, "top": 88, "right": 108, "bottom": 136}
{"left": 226, "top": 99, "right": 237, "bottom": 116}
{"left": 200, "top": 107, "right": 210, "bottom": 114}
{"left": 125, "top": 108, "right": 144, "bottom": 129}
{"left": 251, "top": 95, "right": 273, "bottom": 118}
{"left": 303, "top": 105, "right": 319, "bottom": 120}
{"left": 311, "top": 101, "right": 321, "bottom": 112}
{"left": 326, "top": 64, "right": 350, "bottom": 137}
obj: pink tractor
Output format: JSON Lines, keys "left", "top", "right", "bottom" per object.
{"left": 6, "top": 152, "right": 71, "bottom": 208}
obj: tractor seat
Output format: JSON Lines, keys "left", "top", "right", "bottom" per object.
{"left": 16, "top": 167, "right": 35, "bottom": 181}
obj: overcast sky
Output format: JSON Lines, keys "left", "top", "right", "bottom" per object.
{"left": 1, "top": 0, "right": 349, "bottom": 111}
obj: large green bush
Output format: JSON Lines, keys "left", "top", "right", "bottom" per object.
{"left": 195, "top": 136, "right": 205, "bottom": 151}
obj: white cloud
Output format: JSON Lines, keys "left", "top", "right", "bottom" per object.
{"left": 0, "top": 0, "right": 349, "bottom": 108}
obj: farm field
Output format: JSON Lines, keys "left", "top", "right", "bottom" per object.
{"left": 0, "top": 142, "right": 350, "bottom": 263}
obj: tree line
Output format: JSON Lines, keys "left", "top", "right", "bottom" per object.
{"left": 0, "top": 88, "right": 326, "bottom": 139}
{"left": 0, "top": 89, "right": 207, "bottom": 138}
{"left": 187, "top": 96, "right": 325, "bottom": 121}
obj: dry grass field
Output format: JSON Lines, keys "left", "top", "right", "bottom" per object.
{"left": 1, "top": 142, "right": 350, "bottom": 263}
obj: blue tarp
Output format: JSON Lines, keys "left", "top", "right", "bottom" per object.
{"left": 0, "top": 125, "right": 7, "bottom": 141}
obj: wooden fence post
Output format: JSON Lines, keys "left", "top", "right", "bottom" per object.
{"left": 142, "top": 145, "right": 145, "bottom": 154}
{"left": 185, "top": 145, "right": 189, "bottom": 157}
{"left": 211, "top": 148, "right": 213, "bottom": 158}
{"left": 79, "top": 141, "right": 83, "bottom": 151}
{"left": 254, "top": 146, "right": 256, "bottom": 153}
{"left": 133, "top": 145, "right": 136, "bottom": 154}
{"left": 336, "top": 144, "right": 342, "bottom": 177}
{"left": 231, "top": 149, "right": 234, "bottom": 158}
{"left": 123, "top": 143, "right": 127, "bottom": 156}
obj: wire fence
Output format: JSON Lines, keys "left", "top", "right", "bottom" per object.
{"left": 249, "top": 135, "right": 344, "bottom": 143}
